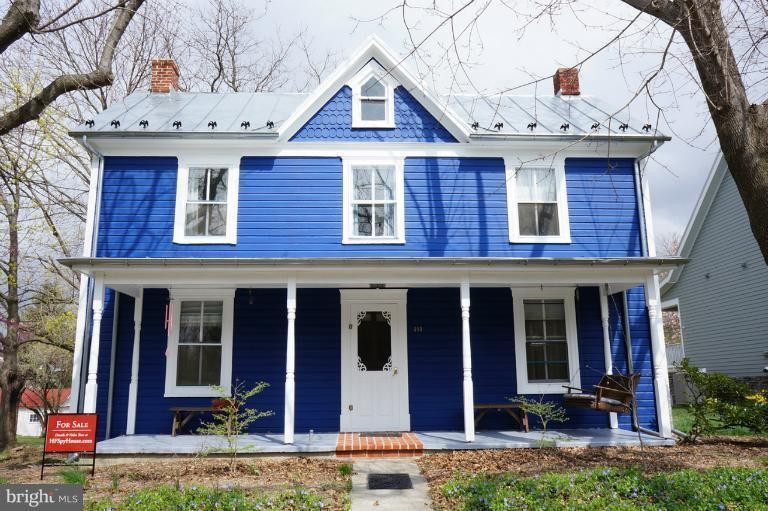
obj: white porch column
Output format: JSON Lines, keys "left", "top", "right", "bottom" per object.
{"left": 69, "top": 274, "right": 91, "bottom": 410}
{"left": 126, "top": 289, "right": 143, "bottom": 435}
{"left": 460, "top": 280, "right": 475, "bottom": 442}
{"left": 599, "top": 285, "right": 619, "bottom": 429}
{"left": 284, "top": 279, "right": 297, "bottom": 445}
{"left": 644, "top": 275, "right": 673, "bottom": 438}
{"left": 83, "top": 277, "right": 105, "bottom": 413}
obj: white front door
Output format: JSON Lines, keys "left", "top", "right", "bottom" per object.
{"left": 340, "top": 290, "right": 410, "bottom": 432}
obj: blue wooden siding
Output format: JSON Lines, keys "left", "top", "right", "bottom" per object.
{"left": 92, "top": 286, "right": 660, "bottom": 436}
{"left": 95, "top": 289, "right": 115, "bottom": 440}
{"left": 607, "top": 287, "right": 658, "bottom": 430}
{"left": 290, "top": 86, "right": 457, "bottom": 142}
{"left": 97, "top": 157, "right": 642, "bottom": 259}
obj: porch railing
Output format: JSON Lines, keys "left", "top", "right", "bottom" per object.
{"left": 666, "top": 343, "right": 685, "bottom": 369}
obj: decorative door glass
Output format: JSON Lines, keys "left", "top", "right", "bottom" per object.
{"left": 356, "top": 311, "right": 392, "bottom": 372}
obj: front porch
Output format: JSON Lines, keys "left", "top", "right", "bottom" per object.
{"left": 95, "top": 429, "right": 674, "bottom": 455}
{"left": 63, "top": 257, "right": 681, "bottom": 448}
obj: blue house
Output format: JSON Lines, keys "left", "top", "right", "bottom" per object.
{"left": 64, "top": 38, "right": 679, "bottom": 452}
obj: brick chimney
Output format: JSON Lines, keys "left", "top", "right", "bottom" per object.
{"left": 553, "top": 67, "right": 580, "bottom": 96}
{"left": 150, "top": 59, "right": 179, "bottom": 93}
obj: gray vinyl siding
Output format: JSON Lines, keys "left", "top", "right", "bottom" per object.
{"left": 664, "top": 172, "right": 768, "bottom": 378}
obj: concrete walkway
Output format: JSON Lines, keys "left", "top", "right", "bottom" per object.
{"left": 350, "top": 458, "right": 431, "bottom": 510}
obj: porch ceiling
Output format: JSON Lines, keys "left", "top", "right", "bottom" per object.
{"left": 61, "top": 256, "right": 684, "bottom": 296}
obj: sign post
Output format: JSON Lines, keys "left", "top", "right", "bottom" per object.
{"left": 41, "top": 414, "right": 98, "bottom": 480}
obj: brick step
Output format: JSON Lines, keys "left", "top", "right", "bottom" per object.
{"left": 336, "top": 432, "right": 424, "bottom": 458}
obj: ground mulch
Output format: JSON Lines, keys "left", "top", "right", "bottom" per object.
{"left": 417, "top": 437, "right": 768, "bottom": 511}
{"left": 0, "top": 447, "right": 352, "bottom": 510}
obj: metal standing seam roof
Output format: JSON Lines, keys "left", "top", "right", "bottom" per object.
{"left": 70, "top": 89, "right": 666, "bottom": 140}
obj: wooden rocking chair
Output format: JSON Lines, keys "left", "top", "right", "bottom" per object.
{"left": 563, "top": 374, "right": 640, "bottom": 414}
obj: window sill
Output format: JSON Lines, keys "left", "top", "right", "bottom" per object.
{"left": 342, "top": 237, "right": 405, "bottom": 245}
{"left": 173, "top": 236, "right": 237, "bottom": 245}
{"left": 351, "top": 121, "right": 396, "bottom": 129}
{"left": 517, "top": 381, "right": 578, "bottom": 395}
{"left": 509, "top": 235, "right": 572, "bottom": 244}
{"left": 164, "top": 386, "right": 230, "bottom": 398}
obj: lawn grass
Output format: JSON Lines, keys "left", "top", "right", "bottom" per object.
{"left": 16, "top": 436, "right": 44, "bottom": 447}
{"left": 443, "top": 467, "right": 768, "bottom": 510}
{"left": 86, "top": 485, "right": 327, "bottom": 511}
{"left": 672, "top": 405, "right": 766, "bottom": 437}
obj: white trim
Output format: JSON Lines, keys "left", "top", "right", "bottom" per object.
{"left": 599, "top": 284, "right": 619, "bottom": 429}
{"left": 644, "top": 275, "right": 673, "bottom": 437}
{"left": 163, "top": 288, "right": 235, "bottom": 398}
{"left": 505, "top": 157, "right": 572, "bottom": 244}
{"left": 84, "top": 276, "right": 105, "bottom": 413}
{"left": 512, "top": 286, "right": 581, "bottom": 394}
{"left": 173, "top": 159, "right": 240, "bottom": 245}
{"left": 78, "top": 138, "right": 659, "bottom": 161}
{"left": 277, "top": 35, "right": 470, "bottom": 142}
{"left": 284, "top": 279, "right": 296, "bottom": 444}
{"left": 460, "top": 279, "right": 475, "bottom": 442}
{"left": 661, "top": 154, "right": 726, "bottom": 293}
{"left": 339, "top": 288, "right": 410, "bottom": 432}
{"left": 640, "top": 160, "right": 656, "bottom": 257}
{"left": 349, "top": 61, "right": 396, "bottom": 129}
{"left": 342, "top": 157, "right": 406, "bottom": 244}
{"left": 126, "top": 289, "right": 143, "bottom": 435}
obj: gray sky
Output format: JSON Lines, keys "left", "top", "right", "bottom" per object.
{"left": 262, "top": 0, "right": 721, "bottom": 248}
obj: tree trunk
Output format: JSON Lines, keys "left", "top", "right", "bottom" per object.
{"left": 0, "top": 180, "right": 23, "bottom": 449}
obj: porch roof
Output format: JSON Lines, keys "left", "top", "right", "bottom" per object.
{"left": 62, "top": 256, "right": 685, "bottom": 270}
{"left": 61, "top": 256, "right": 685, "bottom": 296}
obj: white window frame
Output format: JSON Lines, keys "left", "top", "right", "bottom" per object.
{"left": 349, "top": 62, "right": 396, "bottom": 129}
{"left": 164, "top": 288, "right": 235, "bottom": 398}
{"left": 173, "top": 159, "right": 240, "bottom": 245}
{"left": 512, "top": 287, "right": 581, "bottom": 394}
{"left": 505, "top": 157, "right": 571, "bottom": 244}
{"left": 342, "top": 157, "right": 406, "bottom": 244}
{"left": 29, "top": 413, "right": 40, "bottom": 423}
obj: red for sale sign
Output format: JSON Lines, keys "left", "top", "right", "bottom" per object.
{"left": 44, "top": 414, "right": 98, "bottom": 453}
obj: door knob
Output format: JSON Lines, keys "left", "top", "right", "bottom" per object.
{"left": 348, "top": 404, "right": 353, "bottom": 411}
{"left": 393, "top": 368, "right": 399, "bottom": 375}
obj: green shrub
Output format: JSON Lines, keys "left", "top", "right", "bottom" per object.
{"left": 0, "top": 476, "right": 8, "bottom": 484}
{"left": 59, "top": 468, "right": 87, "bottom": 485}
{"left": 86, "top": 485, "right": 326, "bottom": 511}
{"left": 197, "top": 380, "right": 273, "bottom": 474}
{"left": 509, "top": 395, "right": 568, "bottom": 447}
{"left": 677, "top": 358, "right": 768, "bottom": 440}
{"left": 443, "top": 467, "right": 768, "bottom": 510}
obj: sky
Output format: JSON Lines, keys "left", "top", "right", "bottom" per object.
{"left": 244, "top": 0, "right": 722, "bottom": 249}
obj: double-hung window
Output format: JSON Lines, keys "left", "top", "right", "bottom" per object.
{"left": 513, "top": 288, "right": 580, "bottom": 393}
{"left": 506, "top": 160, "right": 570, "bottom": 243}
{"left": 165, "top": 290, "right": 234, "bottom": 397}
{"left": 343, "top": 159, "right": 405, "bottom": 243}
{"left": 174, "top": 162, "right": 239, "bottom": 244}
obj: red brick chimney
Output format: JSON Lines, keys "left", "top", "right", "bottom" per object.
{"left": 553, "top": 67, "right": 580, "bottom": 96}
{"left": 150, "top": 59, "right": 179, "bottom": 93}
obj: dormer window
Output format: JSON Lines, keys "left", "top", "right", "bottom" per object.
{"left": 360, "top": 77, "right": 387, "bottom": 122}
{"left": 350, "top": 63, "right": 396, "bottom": 128}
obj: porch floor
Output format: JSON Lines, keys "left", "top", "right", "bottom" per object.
{"left": 96, "top": 429, "right": 673, "bottom": 455}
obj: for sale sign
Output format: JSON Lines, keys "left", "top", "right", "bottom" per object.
{"left": 44, "top": 414, "right": 97, "bottom": 453}
{"left": 41, "top": 414, "right": 98, "bottom": 479}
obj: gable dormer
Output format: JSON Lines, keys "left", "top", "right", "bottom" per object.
{"left": 280, "top": 36, "right": 468, "bottom": 143}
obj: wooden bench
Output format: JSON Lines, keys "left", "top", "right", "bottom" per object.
{"left": 170, "top": 406, "right": 217, "bottom": 436}
{"left": 473, "top": 403, "right": 529, "bottom": 432}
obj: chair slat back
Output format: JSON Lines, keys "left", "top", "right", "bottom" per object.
{"left": 595, "top": 374, "right": 640, "bottom": 405}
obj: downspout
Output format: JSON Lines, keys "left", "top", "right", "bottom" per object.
{"left": 105, "top": 292, "right": 120, "bottom": 439}
{"left": 75, "top": 136, "right": 105, "bottom": 412}
{"left": 634, "top": 160, "right": 649, "bottom": 257}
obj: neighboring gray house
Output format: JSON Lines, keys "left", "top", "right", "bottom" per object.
{"left": 662, "top": 154, "right": 768, "bottom": 388}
